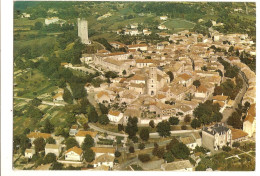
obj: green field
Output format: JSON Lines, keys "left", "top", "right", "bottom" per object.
{"left": 164, "top": 18, "right": 195, "bottom": 31}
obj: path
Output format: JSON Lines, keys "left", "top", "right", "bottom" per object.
{"left": 88, "top": 123, "right": 127, "bottom": 137}
{"left": 88, "top": 123, "right": 201, "bottom": 138}
{"left": 114, "top": 157, "right": 138, "bottom": 170}
{"left": 14, "top": 97, "right": 66, "bottom": 106}
{"left": 225, "top": 149, "right": 254, "bottom": 160}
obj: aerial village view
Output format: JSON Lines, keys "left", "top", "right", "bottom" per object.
{"left": 13, "top": 1, "right": 256, "bottom": 171}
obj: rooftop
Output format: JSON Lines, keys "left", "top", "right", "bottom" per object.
{"left": 203, "top": 123, "right": 230, "bottom": 136}
{"left": 75, "top": 130, "right": 98, "bottom": 137}
{"left": 65, "top": 146, "right": 83, "bottom": 155}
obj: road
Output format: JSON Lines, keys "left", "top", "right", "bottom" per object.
{"left": 14, "top": 97, "right": 66, "bottom": 106}
{"left": 221, "top": 67, "right": 248, "bottom": 123}
{"left": 88, "top": 123, "right": 128, "bottom": 137}
{"left": 114, "top": 157, "right": 138, "bottom": 170}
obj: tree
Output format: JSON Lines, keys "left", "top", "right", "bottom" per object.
{"left": 129, "top": 146, "right": 135, "bottom": 153}
{"left": 65, "top": 113, "right": 76, "bottom": 126}
{"left": 132, "top": 136, "right": 139, "bottom": 143}
{"left": 26, "top": 106, "right": 43, "bottom": 119}
{"left": 140, "top": 128, "right": 150, "bottom": 141}
{"left": 98, "top": 114, "right": 109, "bottom": 125}
{"left": 138, "top": 154, "right": 151, "bottom": 162}
{"left": 51, "top": 162, "right": 63, "bottom": 170}
{"left": 34, "top": 21, "right": 43, "bottom": 30}
{"left": 43, "top": 119, "right": 54, "bottom": 133}
{"left": 30, "top": 98, "right": 42, "bottom": 107}
{"left": 44, "top": 153, "right": 56, "bottom": 164}
{"left": 227, "top": 112, "right": 243, "bottom": 129}
{"left": 118, "top": 124, "right": 124, "bottom": 132}
{"left": 149, "top": 120, "right": 155, "bottom": 128}
{"left": 232, "top": 142, "right": 240, "bottom": 148}
{"left": 99, "top": 103, "right": 108, "bottom": 114}
{"left": 157, "top": 121, "right": 171, "bottom": 137}
{"left": 201, "top": 66, "right": 208, "bottom": 71}
{"left": 88, "top": 106, "right": 99, "bottom": 123}
{"left": 122, "top": 70, "right": 126, "bottom": 75}
{"left": 63, "top": 88, "right": 73, "bottom": 104}
{"left": 16, "top": 135, "right": 31, "bottom": 154}
{"left": 46, "top": 137, "right": 56, "bottom": 144}
{"left": 23, "top": 128, "right": 31, "bottom": 135}
{"left": 166, "top": 71, "right": 174, "bottom": 82}
{"left": 83, "top": 148, "right": 95, "bottom": 162}
{"left": 125, "top": 117, "right": 138, "bottom": 139}
{"left": 193, "top": 80, "right": 201, "bottom": 88}
{"left": 115, "top": 151, "right": 121, "bottom": 157}
{"left": 138, "top": 143, "right": 145, "bottom": 150}
{"left": 83, "top": 123, "right": 89, "bottom": 130}
{"left": 184, "top": 115, "right": 191, "bottom": 123}
{"left": 170, "top": 142, "right": 190, "bottom": 159}
{"left": 34, "top": 137, "right": 46, "bottom": 153}
{"left": 191, "top": 119, "right": 201, "bottom": 129}
{"left": 81, "top": 135, "right": 94, "bottom": 150}
{"left": 164, "top": 151, "right": 174, "bottom": 163}
{"left": 228, "top": 46, "right": 234, "bottom": 53}
{"left": 181, "top": 125, "right": 187, "bottom": 130}
{"left": 222, "top": 146, "right": 231, "bottom": 152}
{"left": 65, "top": 137, "right": 79, "bottom": 149}
{"left": 168, "top": 117, "right": 179, "bottom": 125}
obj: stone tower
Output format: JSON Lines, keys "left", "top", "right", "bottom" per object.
{"left": 147, "top": 65, "right": 157, "bottom": 96}
{"left": 77, "top": 18, "right": 91, "bottom": 45}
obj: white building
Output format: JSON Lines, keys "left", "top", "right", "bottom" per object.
{"left": 25, "top": 148, "right": 35, "bottom": 159}
{"left": 160, "top": 16, "right": 168, "bottom": 20}
{"left": 107, "top": 110, "right": 123, "bottom": 123}
{"left": 127, "top": 44, "right": 148, "bottom": 51}
{"left": 65, "top": 146, "right": 83, "bottom": 161}
{"left": 202, "top": 124, "right": 232, "bottom": 151}
{"left": 45, "top": 17, "right": 60, "bottom": 25}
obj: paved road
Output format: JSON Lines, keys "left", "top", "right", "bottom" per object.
{"left": 14, "top": 97, "right": 66, "bottom": 106}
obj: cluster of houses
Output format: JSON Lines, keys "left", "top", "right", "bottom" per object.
{"left": 24, "top": 127, "right": 121, "bottom": 170}
{"left": 115, "top": 16, "right": 169, "bottom": 36}
{"left": 79, "top": 28, "right": 256, "bottom": 126}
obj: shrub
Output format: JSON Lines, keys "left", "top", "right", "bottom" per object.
{"left": 181, "top": 125, "right": 187, "bottom": 130}
{"left": 222, "top": 146, "right": 231, "bottom": 152}
{"left": 138, "top": 154, "right": 151, "bottom": 163}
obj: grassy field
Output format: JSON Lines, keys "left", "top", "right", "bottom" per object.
{"left": 164, "top": 18, "right": 195, "bottom": 31}
{"left": 14, "top": 18, "right": 45, "bottom": 27}
{"left": 14, "top": 69, "right": 58, "bottom": 99}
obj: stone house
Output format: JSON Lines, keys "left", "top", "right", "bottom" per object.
{"left": 161, "top": 160, "right": 193, "bottom": 171}
{"left": 27, "top": 132, "right": 51, "bottom": 144}
{"left": 75, "top": 131, "right": 98, "bottom": 146}
{"left": 45, "top": 144, "right": 61, "bottom": 157}
{"left": 93, "top": 153, "right": 115, "bottom": 169}
{"left": 91, "top": 147, "right": 116, "bottom": 157}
